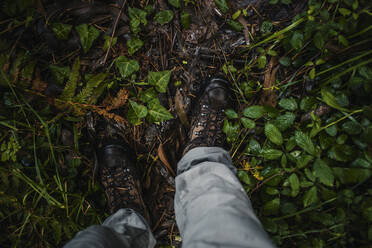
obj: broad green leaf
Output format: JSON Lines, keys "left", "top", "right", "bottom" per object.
{"left": 333, "top": 167, "right": 372, "bottom": 184}
{"left": 261, "top": 21, "right": 273, "bottom": 34}
{"left": 223, "top": 120, "right": 240, "bottom": 143}
{"left": 127, "top": 37, "right": 144, "bottom": 55}
{"left": 263, "top": 198, "right": 280, "bottom": 215}
{"left": 290, "top": 31, "right": 304, "bottom": 50}
{"left": 115, "top": 56, "right": 140, "bottom": 79}
{"left": 139, "top": 87, "right": 159, "bottom": 105}
{"left": 309, "top": 68, "right": 316, "bottom": 79}
{"left": 215, "top": 0, "right": 229, "bottom": 14}
{"left": 288, "top": 173, "right": 300, "bottom": 197}
{"left": 238, "top": 170, "right": 253, "bottom": 186}
{"left": 75, "top": 24, "right": 100, "bottom": 53}
{"left": 148, "top": 70, "right": 171, "bottom": 93}
{"left": 339, "top": 8, "right": 351, "bottom": 16}
{"left": 243, "top": 105, "right": 265, "bottom": 119}
{"left": 60, "top": 58, "right": 80, "bottom": 100}
{"left": 303, "top": 186, "right": 318, "bottom": 207}
{"left": 314, "top": 159, "right": 334, "bottom": 187}
{"left": 265, "top": 123, "right": 283, "bottom": 146}
{"left": 328, "top": 144, "right": 355, "bottom": 162}
{"left": 154, "top": 10, "right": 174, "bottom": 25}
{"left": 321, "top": 88, "right": 349, "bottom": 112}
{"left": 258, "top": 55, "right": 267, "bottom": 69}
{"left": 300, "top": 96, "right": 317, "bottom": 111}
{"left": 129, "top": 7, "right": 148, "bottom": 34}
{"left": 225, "top": 109, "right": 238, "bottom": 119}
{"left": 52, "top": 23, "right": 72, "bottom": 40}
{"left": 263, "top": 149, "right": 283, "bottom": 160}
{"left": 278, "top": 97, "right": 297, "bottom": 111}
{"left": 128, "top": 100, "right": 148, "bottom": 125}
{"left": 232, "top": 10, "right": 241, "bottom": 20}
{"left": 181, "top": 11, "right": 191, "bottom": 29}
{"left": 313, "top": 31, "right": 325, "bottom": 50}
{"left": 279, "top": 57, "right": 291, "bottom": 67}
{"left": 273, "top": 112, "right": 295, "bottom": 131}
{"left": 296, "top": 154, "right": 314, "bottom": 168}
{"left": 295, "top": 131, "right": 316, "bottom": 155}
{"left": 168, "top": 0, "right": 180, "bottom": 8}
{"left": 246, "top": 139, "right": 261, "bottom": 155}
{"left": 342, "top": 121, "right": 361, "bottom": 135}
{"left": 241, "top": 117, "right": 255, "bottom": 129}
{"left": 147, "top": 103, "right": 173, "bottom": 123}
{"left": 103, "top": 36, "right": 117, "bottom": 50}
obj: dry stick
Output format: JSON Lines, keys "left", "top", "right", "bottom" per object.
{"left": 102, "top": 0, "right": 127, "bottom": 65}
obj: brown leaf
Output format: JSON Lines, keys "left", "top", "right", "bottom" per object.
{"left": 260, "top": 57, "right": 279, "bottom": 107}
{"left": 158, "top": 143, "right": 176, "bottom": 177}
{"left": 106, "top": 88, "right": 129, "bottom": 111}
{"left": 175, "top": 89, "right": 189, "bottom": 127}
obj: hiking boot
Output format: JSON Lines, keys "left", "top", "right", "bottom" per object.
{"left": 97, "top": 122, "right": 150, "bottom": 221}
{"left": 183, "top": 77, "right": 230, "bottom": 155}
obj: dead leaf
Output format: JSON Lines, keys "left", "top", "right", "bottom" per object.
{"left": 158, "top": 143, "right": 175, "bottom": 177}
{"left": 238, "top": 16, "right": 250, "bottom": 45}
{"left": 106, "top": 88, "right": 129, "bottom": 110}
{"left": 260, "top": 57, "right": 278, "bottom": 107}
{"left": 175, "top": 89, "right": 189, "bottom": 127}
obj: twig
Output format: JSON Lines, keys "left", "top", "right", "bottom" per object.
{"left": 102, "top": 0, "right": 127, "bottom": 65}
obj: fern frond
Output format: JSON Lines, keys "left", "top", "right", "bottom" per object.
{"left": 75, "top": 73, "right": 107, "bottom": 103}
{"left": 60, "top": 58, "right": 80, "bottom": 101}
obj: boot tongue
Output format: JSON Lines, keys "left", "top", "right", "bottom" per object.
{"left": 207, "top": 87, "right": 228, "bottom": 109}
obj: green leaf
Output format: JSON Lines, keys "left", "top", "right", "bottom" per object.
{"left": 223, "top": 120, "right": 240, "bottom": 143}
{"left": 342, "top": 121, "right": 361, "bottom": 135}
{"left": 49, "top": 65, "right": 70, "bottom": 85}
{"left": 246, "top": 139, "right": 261, "bottom": 155}
{"left": 278, "top": 97, "right": 297, "bottom": 111}
{"left": 309, "top": 68, "right": 316, "bottom": 80}
{"left": 127, "top": 37, "right": 144, "bottom": 55}
{"left": 296, "top": 154, "right": 314, "bottom": 168}
{"left": 241, "top": 117, "right": 255, "bottom": 129}
{"left": 332, "top": 167, "right": 371, "bottom": 185}
{"left": 52, "top": 23, "right": 72, "bottom": 40}
{"left": 181, "top": 11, "right": 191, "bottom": 29}
{"left": 243, "top": 105, "right": 265, "bottom": 119}
{"left": 154, "top": 10, "right": 174, "bottom": 25}
{"left": 290, "top": 31, "right": 304, "bottom": 50}
{"left": 279, "top": 57, "right": 291, "bottom": 67}
{"left": 232, "top": 10, "right": 241, "bottom": 20}
{"left": 265, "top": 123, "right": 283, "bottom": 146}
{"left": 261, "top": 21, "right": 273, "bottom": 34}
{"left": 215, "top": 0, "right": 229, "bottom": 14}
{"left": 60, "top": 58, "right": 80, "bottom": 100}
{"left": 225, "top": 109, "right": 238, "bottom": 119}
{"left": 321, "top": 88, "right": 349, "bottom": 112}
{"left": 129, "top": 7, "right": 148, "bottom": 34}
{"left": 339, "top": 8, "right": 351, "bottom": 16}
{"left": 75, "top": 73, "right": 107, "bottom": 103}
{"left": 128, "top": 100, "right": 148, "bottom": 125}
{"left": 288, "top": 173, "right": 300, "bottom": 197}
{"left": 313, "top": 31, "right": 325, "bottom": 50}
{"left": 168, "top": 0, "right": 180, "bottom": 8}
{"left": 115, "top": 56, "right": 140, "bottom": 79}
{"left": 148, "top": 70, "right": 171, "bottom": 93}
{"left": 263, "top": 149, "right": 283, "bottom": 160}
{"left": 238, "top": 170, "right": 253, "bottom": 186}
{"left": 139, "top": 87, "right": 159, "bottom": 105}
{"left": 303, "top": 186, "right": 318, "bottom": 207}
{"left": 258, "top": 55, "right": 267, "bottom": 69}
{"left": 295, "top": 131, "right": 316, "bottom": 155}
{"left": 314, "top": 159, "right": 334, "bottom": 187}
{"left": 227, "top": 20, "right": 243, "bottom": 31}
{"left": 103, "top": 36, "right": 117, "bottom": 50}
{"left": 147, "top": 103, "right": 173, "bottom": 123}
{"left": 273, "top": 112, "right": 295, "bottom": 131}
{"left": 263, "top": 198, "right": 280, "bottom": 215}
{"left": 75, "top": 24, "right": 100, "bottom": 53}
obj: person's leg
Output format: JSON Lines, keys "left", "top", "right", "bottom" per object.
{"left": 64, "top": 121, "right": 155, "bottom": 248}
{"left": 64, "top": 208, "right": 156, "bottom": 248}
{"left": 175, "top": 147, "right": 275, "bottom": 248}
{"left": 175, "top": 77, "right": 275, "bottom": 248}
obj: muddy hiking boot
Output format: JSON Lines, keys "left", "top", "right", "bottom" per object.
{"left": 183, "top": 77, "right": 231, "bottom": 155}
{"left": 96, "top": 122, "right": 150, "bottom": 222}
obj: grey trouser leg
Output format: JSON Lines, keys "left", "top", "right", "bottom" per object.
{"left": 175, "top": 147, "right": 275, "bottom": 248}
{"left": 63, "top": 208, "right": 156, "bottom": 248}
